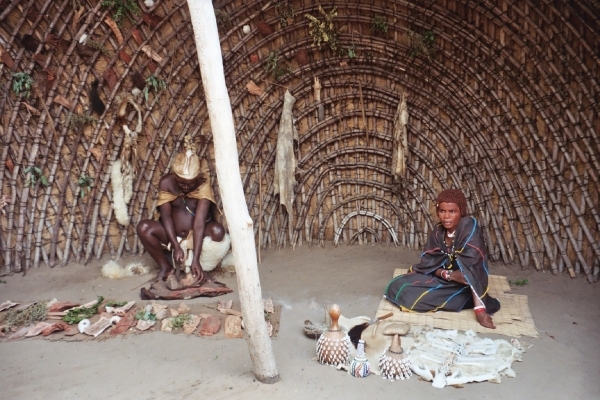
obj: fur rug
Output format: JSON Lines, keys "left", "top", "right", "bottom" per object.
{"left": 199, "top": 234, "right": 231, "bottom": 272}
{"left": 101, "top": 260, "right": 150, "bottom": 279}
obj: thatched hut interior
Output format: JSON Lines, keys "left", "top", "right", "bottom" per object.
{"left": 0, "top": 0, "right": 598, "bottom": 282}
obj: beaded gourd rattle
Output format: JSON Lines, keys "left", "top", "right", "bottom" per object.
{"left": 379, "top": 323, "right": 412, "bottom": 380}
{"left": 316, "top": 304, "right": 351, "bottom": 366}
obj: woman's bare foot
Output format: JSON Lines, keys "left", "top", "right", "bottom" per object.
{"left": 475, "top": 311, "right": 496, "bottom": 329}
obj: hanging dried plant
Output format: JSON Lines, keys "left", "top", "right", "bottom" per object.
{"left": 370, "top": 15, "right": 389, "bottom": 35}
{"left": 12, "top": 72, "right": 33, "bottom": 98}
{"left": 77, "top": 174, "right": 94, "bottom": 198}
{"left": 305, "top": 6, "right": 339, "bottom": 52}
{"left": 143, "top": 74, "right": 166, "bottom": 102}
{"left": 214, "top": 9, "right": 232, "bottom": 31}
{"left": 264, "top": 51, "right": 291, "bottom": 80}
{"left": 275, "top": 0, "right": 295, "bottom": 27}
{"left": 407, "top": 30, "right": 437, "bottom": 61}
{"left": 85, "top": 39, "right": 112, "bottom": 57}
{"left": 67, "top": 112, "right": 98, "bottom": 130}
{"left": 23, "top": 166, "right": 48, "bottom": 188}
{"left": 101, "top": 0, "right": 140, "bottom": 26}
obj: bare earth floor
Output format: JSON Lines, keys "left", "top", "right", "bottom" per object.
{"left": 1, "top": 244, "right": 599, "bottom": 400}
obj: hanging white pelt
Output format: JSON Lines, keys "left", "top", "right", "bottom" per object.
{"left": 110, "top": 93, "right": 143, "bottom": 226}
{"left": 273, "top": 89, "right": 298, "bottom": 242}
{"left": 392, "top": 93, "right": 408, "bottom": 180}
{"left": 407, "top": 326, "right": 531, "bottom": 388}
{"left": 111, "top": 160, "right": 130, "bottom": 226}
{"left": 101, "top": 260, "right": 150, "bottom": 279}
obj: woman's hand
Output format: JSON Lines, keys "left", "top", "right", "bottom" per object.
{"left": 475, "top": 311, "right": 496, "bottom": 329}
{"left": 449, "top": 270, "right": 468, "bottom": 285}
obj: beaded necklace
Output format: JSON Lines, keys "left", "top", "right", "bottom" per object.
{"left": 180, "top": 196, "right": 195, "bottom": 216}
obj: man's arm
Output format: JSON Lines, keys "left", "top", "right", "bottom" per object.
{"left": 158, "top": 177, "right": 184, "bottom": 263}
{"left": 190, "top": 198, "right": 211, "bottom": 281}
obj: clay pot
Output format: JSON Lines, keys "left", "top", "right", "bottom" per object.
{"left": 249, "top": 54, "right": 259, "bottom": 63}
{"left": 295, "top": 48, "right": 309, "bottom": 66}
{"left": 257, "top": 21, "right": 273, "bottom": 36}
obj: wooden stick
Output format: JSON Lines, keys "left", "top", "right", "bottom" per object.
{"left": 358, "top": 82, "right": 368, "bottom": 142}
{"left": 258, "top": 159, "right": 262, "bottom": 264}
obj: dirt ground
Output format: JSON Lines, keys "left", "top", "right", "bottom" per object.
{"left": 1, "top": 244, "right": 599, "bottom": 400}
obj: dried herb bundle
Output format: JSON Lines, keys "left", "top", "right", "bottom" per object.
{"left": 67, "top": 113, "right": 98, "bottom": 130}
{"left": 305, "top": 6, "right": 339, "bottom": 52}
{"left": 5, "top": 303, "right": 47, "bottom": 328}
{"left": 170, "top": 313, "right": 191, "bottom": 329}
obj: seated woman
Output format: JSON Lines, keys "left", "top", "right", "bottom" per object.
{"left": 384, "top": 189, "right": 500, "bottom": 329}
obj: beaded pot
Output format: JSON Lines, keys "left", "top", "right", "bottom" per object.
{"left": 316, "top": 304, "right": 351, "bottom": 366}
{"left": 349, "top": 339, "right": 371, "bottom": 377}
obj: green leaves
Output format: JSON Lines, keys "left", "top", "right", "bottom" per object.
{"left": 77, "top": 174, "right": 94, "bottom": 198}
{"left": 101, "top": 0, "right": 139, "bottom": 26}
{"left": 62, "top": 296, "right": 105, "bottom": 324}
{"left": 12, "top": 72, "right": 33, "bottom": 98}
{"left": 370, "top": 15, "right": 389, "bottom": 34}
{"left": 347, "top": 44, "right": 356, "bottom": 59}
{"left": 509, "top": 278, "right": 529, "bottom": 286}
{"left": 408, "top": 30, "right": 437, "bottom": 61}
{"left": 23, "top": 166, "right": 48, "bottom": 189}
{"left": 264, "top": 51, "right": 291, "bottom": 80}
{"left": 143, "top": 74, "right": 166, "bottom": 103}
{"left": 170, "top": 313, "right": 191, "bottom": 329}
{"left": 135, "top": 308, "right": 157, "bottom": 321}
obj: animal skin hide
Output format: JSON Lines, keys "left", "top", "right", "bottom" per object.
{"left": 101, "top": 260, "right": 150, "bottom": 279}
{"left": 273, "top": 90, "right": 298, "bottom": 242}
{"left": 312, "top": 312, "right": 529, "bottom": 385}
{"left": 110, "top": 94, "right": 142, "bottom": 225}
{"left": 392, "top": 93, "right": 408, "bottom": 180}
{"left": 110, "top": 160, "right": 130, "bottom": 226}
{"left": 407, "top": 326, "right": 531, "bottom": 387}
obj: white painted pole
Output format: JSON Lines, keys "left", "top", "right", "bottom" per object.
{"left": 187, "top": 0, "right": 279, "bottom": 383}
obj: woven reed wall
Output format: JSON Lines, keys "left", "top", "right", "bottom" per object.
{"left": 0, "top": 0, "right": 598, "bottom": 282}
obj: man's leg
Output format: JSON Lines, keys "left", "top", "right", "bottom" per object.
{"left": 137, "top": 219, "right": 172, "bottom": 281}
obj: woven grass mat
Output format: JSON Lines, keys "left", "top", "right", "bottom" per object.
{"left": 376, "top": 269, "right": 538, "bottom": 338}
{"left": 1, "top": 301, "right": 281, "bottom": 342}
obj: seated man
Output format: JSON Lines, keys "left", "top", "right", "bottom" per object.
{"left": 384, "top": 189, "right": 500, "bottom": 329}
{"left": 137, "top": 146, "right": 229, "bottom": 284}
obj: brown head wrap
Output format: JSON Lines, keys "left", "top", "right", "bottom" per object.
{"left": 436, "top": 189, "right": 468, "bottom": 216}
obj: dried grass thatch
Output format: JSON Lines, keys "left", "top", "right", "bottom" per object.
{"left": 0, "top": 0, "right": 598, "bottom": 283}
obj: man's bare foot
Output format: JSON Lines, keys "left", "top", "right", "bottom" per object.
{"left": 154, "top": 266, "right": 173, "bottom": 282}
{"left": 475, "top": 311, "right": 496, "bottom": 329}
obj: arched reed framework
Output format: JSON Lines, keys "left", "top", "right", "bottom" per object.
{"left": 0, "top": 0, "right": 598, "bottom": 282}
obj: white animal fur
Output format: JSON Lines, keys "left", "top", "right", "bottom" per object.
{"left": 221, "top": 251, "right": 235, "bottom": 269}
{"left": 110, "top": 160, "right": 130, "bottom": 226}
{"left": 199, "top": 234, "right": 231, "bottom": 271}
{"left": 101, "top": 260, "right": 150, "bottom": 279}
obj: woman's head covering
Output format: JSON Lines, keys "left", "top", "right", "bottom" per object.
{"left": 436, "top": 189, "right": 468, "bottom": 216}
{"left": 172, "top": 149, "right": 201, "bottom": 180}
